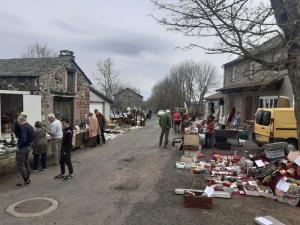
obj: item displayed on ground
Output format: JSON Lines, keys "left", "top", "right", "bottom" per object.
{"left": 174, "top": 188, "right": 232, "bottom": 198}
{"left": 0, "top": 136, "right": 18, "bottom": 155}
{"left": 254, "top": 216, "right": 286, "bottom": 225}
{"left": 184, "top": 190, "right": 213, "bottom": 209}
{"left": 175, "top": 141, "right": 300, "bottom": 209}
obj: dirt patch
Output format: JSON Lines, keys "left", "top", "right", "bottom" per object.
{"left": 113, "top": 181, "right": 140, "bottom": 192}
{"left": 14, "top": 199, "right": 52, "bottom": 214}
{"left": 120, "top": 157, "right": 136, "bottom": 163}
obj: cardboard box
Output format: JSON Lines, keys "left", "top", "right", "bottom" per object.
{"left": 183, "top": 134, "right": 200, "bottom": 146}
{"left": 181, "top": 156, "right": 194, "bottom": 163}
{"left": 243, "top": 184, "right": 260, "bottom": 197}
{"left": 184, "top": 191, "right": 213, "bottom": 209}
{"left": 184, "top": 150, "right": 201, "bottom": 158}
{"left": 287, "top": 151, "right": 300, "bottom": 162}
{"left": 258, "top": 185, "right": 275, "bottom": 199}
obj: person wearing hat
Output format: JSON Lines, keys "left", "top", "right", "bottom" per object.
{"left": 47, "top": 114, "right": 63, "bottom": 165}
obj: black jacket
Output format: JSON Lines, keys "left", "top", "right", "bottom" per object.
{"left": 61, "top": 127, "right": 73, "bottom": 153}
{"left": 17, "top": 123, "right": 34, "bottom": 148}
{"left": 96, "top": 113, "right": 107, "bottom": 129}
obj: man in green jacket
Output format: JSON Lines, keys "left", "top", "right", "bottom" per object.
{"left": 159, "top": 110, "right": 172, "bottom": 148}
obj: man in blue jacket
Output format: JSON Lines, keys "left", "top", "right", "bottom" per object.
{"left": 15, "top": 115, "right": 34, "bottom": 186}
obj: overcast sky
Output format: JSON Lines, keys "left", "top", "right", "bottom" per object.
{"left": 0, "top": 0, "right": 233, "bottom": 98}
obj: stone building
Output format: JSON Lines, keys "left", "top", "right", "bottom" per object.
{"left": 218, "top": 36, "right": 293, "bottom": 123}
{"left": 113, "top": 88, "right": 143, "bottom": 111}
{"left": 0, "top": 50, "right": 91, "bottom": 135}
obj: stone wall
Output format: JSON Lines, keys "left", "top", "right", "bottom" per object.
{"left": 74, "top": 71, "right": 90, "bottom": 124}
{"left": 39, "top": 61, "right": 90, "bottom": 124}
{"left": 0, "top": 57, "right": 91, "bottom": 125}
{"left": 39, "top": 59, "right": 91, "bottom": 125}
{"left": 114, "top": 89, "right": 143, "bottom": 111}
{"left": 0, "top": 77, "right": 39, "bottom": 94}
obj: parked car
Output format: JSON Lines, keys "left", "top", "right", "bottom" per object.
{"left": 254, "top": 107, "right": 298, "bottom": 149}
{"left": 157, "top": 110, "right": 165, "bottom": 117}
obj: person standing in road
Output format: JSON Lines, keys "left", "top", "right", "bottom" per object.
{"left": 15, "top": 115, "right": 34, "bottom": 186}
{"left": 88, "top": 112, "right": 99, "bottom": 147}
{"left": 159, "top": 109, "right": 172, "bottom": 148}
{"left": 172, "top": 110, "right": 181, "bottom": 134}
{"left": 32, "top": 121, "right": 48, "bottom": 172}
{"left": 54, "top": 118, "right": 74, "bottom": 180}
{"left": 205, "top": 115, "right": 215, "bottom": 148}
{"left": 47, "top": 114, "right": 63, "bottom": 165}
{"left": 94, "top": 109, "right": 107, "bottom": 145}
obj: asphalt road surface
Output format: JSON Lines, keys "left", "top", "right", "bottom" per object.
{"left": 0, "top": 118, "right": 300, "bottom": 225}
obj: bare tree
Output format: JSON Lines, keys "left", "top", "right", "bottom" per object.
{"left": 194, "top": 62, "right": 220, "bottom": 113}
{"left": 94, "top": 58, "right": 120, "bottom": 99}
{"left": 151, "top": 0, "right": 300, "bottom": 147}
{"left": 22, "top": 42, "right": 57, "bottom": 58}
{"left": 147, "top": 60, "right": 219, "bottom": 112}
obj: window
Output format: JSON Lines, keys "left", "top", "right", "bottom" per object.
{"left": 232, "top": 67, "right": 237, "bottom": 82}
{"left": 67, "top": 71, "right": 76, "bottom": 92}
{"left": 259, "top": 96, "right": 278, "bottom": 108}
{"left": 256, "top": 110, "right": 271, "bottom": 126}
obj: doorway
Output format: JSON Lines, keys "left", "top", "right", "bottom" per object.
{"left": 53, "top": 97, "right": 74, "bottom": 125}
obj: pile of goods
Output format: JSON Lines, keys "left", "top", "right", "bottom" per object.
{"left": 175, "top": 142, "right": 300, "bottom": 209}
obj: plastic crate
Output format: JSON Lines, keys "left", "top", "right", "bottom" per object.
{"left": 264, "top": 149, "right": 285, "bottom": 159}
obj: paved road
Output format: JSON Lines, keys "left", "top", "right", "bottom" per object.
{"left": 0, "top": 118, "right": 174, "bottom": 225}
{"left": 1, "top": 118, "right": 300, "bottom": 225}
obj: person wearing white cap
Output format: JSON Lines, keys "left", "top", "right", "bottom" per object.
{"left": 47, "top": 114, "right": 63, "bottom": 165}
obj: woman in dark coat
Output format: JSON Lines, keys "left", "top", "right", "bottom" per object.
{"left": 32, "top": 121, "right": 48, "bottom": 171}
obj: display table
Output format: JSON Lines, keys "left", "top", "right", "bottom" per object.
{"left": 0, "top": 145, "right": 17, "bottom": 174}
{"left": 214, "top": 129, "right": 242, "bottom": 146}
{"left": 72, "top": 130, "right": 86, "bottom": 149}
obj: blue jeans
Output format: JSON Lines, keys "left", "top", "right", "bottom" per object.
{"left": 33, "top": 153, "right": 47, "bottom": 170}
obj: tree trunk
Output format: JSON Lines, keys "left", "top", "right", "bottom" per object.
{"left": 271, "top": 0, "right": 300, "bottom": 148}
{"left": 288, "top": 56, "right": 300, "bottom": 149}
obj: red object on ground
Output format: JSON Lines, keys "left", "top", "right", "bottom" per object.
{"left": 297, "top": 166, "right": 300, "bottom": 177}
{"left": 198, "top": 153, "right": 205, "bottom": 158}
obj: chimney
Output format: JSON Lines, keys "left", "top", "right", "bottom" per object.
{"left": 59, "top": 50, "right": 75, "bottom": 60}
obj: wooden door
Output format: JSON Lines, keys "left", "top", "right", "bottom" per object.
{"left": 53, "top": 97, "right": 74, "bottom": 125}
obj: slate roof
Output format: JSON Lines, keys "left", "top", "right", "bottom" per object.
{"left": 0, "top": 57, "right": 92, "bottom": 84}
{"left": 113, "top": 88, "right": 143, "bottom": 98}
{"left": 89, "top": 86, "right": 114, "bottom": 104}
